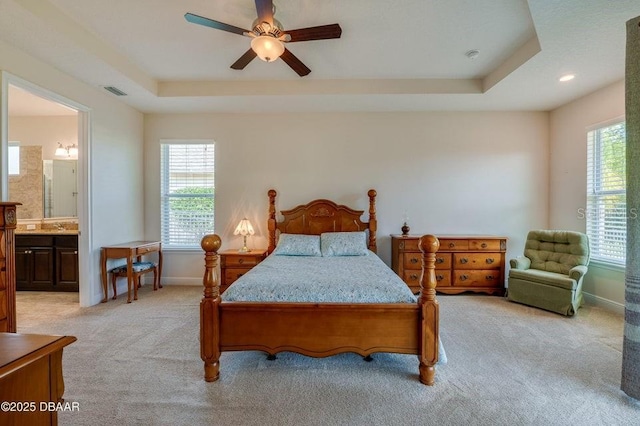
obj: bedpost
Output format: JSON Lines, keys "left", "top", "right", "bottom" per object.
{"left": 418, "top": 235, "right": 440, "bottom": 386}
{"left": 268, "top": 189, "right": 277, "bottom": 254}
{"left": 200, "top": 234, "right": 222, "bottom": 382}
{"left": 367, "top": 189, "right": 377, "bottom": 252}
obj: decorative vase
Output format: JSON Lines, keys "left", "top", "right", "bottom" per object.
{"left": 401, "top": 222, "right": 410, "bottom": 236}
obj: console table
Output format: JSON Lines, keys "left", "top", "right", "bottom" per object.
{"left": 0, "top": 333, "right": 76, "bottom": 426}
{"left": 100, "top": 240, "right": 163, "bottom": 303}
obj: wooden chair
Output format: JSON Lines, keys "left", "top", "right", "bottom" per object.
{"left": 110, "top": 261, "right": 160, "bottom": 303}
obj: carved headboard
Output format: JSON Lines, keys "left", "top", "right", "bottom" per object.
{"left": 267, "top": 189, "right": 378, "bottom": 254}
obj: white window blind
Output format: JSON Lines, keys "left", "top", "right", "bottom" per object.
{"left": 160, "top": 141, "right": 215, "bottom": 249}
{"left": 586, "top": 121, "right": 626, "bottom": 264}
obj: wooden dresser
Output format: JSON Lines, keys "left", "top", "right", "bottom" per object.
{"left": 391, "top": 234, "right": 507, "bottom": 295}
{"left": 1, "top": 203, "right": 20, "bottom": 333}
{"left": 219, "top": 249, "right": 268, "bottom": 294}
{"left": 0, "top": 333, "right": 76, "bottom": 425}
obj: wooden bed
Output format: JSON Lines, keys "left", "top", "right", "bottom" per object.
{"left": 200, "top": 189, "right": 441, "bottom": 385}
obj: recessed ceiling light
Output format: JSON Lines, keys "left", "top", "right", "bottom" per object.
{"left": 559, "top": 74, "right": 575, "bottom": 82}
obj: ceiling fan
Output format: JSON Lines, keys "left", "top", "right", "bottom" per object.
{"left": 184, "top": 0, "right": 342, "bottom": 77}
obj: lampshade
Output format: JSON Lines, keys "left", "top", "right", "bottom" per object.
{"left": 68, "top": 144, "right": 79, "bottom": 158}
{"left": 250, "top": 35, "right": 285, "bottom": 62}
{"left": 234, "top": 219, "right": 255, "bottom": 236}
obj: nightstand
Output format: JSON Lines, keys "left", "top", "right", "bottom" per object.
{"left": 219, "top": 249, "right": 268, "bottom": 293}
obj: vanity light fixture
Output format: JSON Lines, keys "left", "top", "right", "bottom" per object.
{"left": 55, "top": 143, "right": 78, "bottom": 159}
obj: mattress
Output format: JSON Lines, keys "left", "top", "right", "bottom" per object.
{"left": 222, "top": 251, "right": 418, "bottom": 303}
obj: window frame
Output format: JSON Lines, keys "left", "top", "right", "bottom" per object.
{"left": 585, "top": 118, "right": 626, "bottom": 266}
{"left": 160, "top": 139, "right": 215, "bottom": 250}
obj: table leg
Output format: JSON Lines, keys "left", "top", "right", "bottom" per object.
{"left": 126, "top": 256, "right": 134, "bottom": 303}
{"left": 157, "top": 246, "right": 163, "bottom": 289}
{"left": 101, "top": 249, "right": 108, "bottom": 303}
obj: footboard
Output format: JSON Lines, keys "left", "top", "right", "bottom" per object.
{"left": 219, "top": 302, "right": 420, "bottom": 357}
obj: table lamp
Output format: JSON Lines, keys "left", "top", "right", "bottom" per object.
{"left": 234, "top": 218, "right": 255, "bottom": 252}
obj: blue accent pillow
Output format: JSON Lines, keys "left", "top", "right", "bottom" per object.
{"left": 273, "top": 234, "right": 322, "bottom": 256}
{"left": 321, "top": 232, "right": 369, "bottom": 256}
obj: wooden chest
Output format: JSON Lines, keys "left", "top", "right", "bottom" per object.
{"left": 391, "top": 234, "right": 506, "bottom": 295}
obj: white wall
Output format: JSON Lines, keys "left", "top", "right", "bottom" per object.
{"left": 1, "top": 39, "right": 144, "bottom": 306}
{"left": 549, "top": 80, "right": 626, "bottom": 311}
{"left": 144, "top": 111, "right": 549, "bottom": 285}
{"left": 9, "top": 115, "right": 77, "bottom": 160}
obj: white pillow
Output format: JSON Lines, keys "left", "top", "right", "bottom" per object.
{"left": 273, "top": 234, "right": 322, "bottom": 256}
{"left": 320, "top": 232, "right": 369, "bottom": 256}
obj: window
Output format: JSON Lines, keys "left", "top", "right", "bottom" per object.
{"left": 8, "top": 142, "right": 20, "bottom": 175}
{"left": 160, "top": 141, "right": 215, "bottom": 249}
{"left": 586, "top": 121, "right": 626, "bottom": 265}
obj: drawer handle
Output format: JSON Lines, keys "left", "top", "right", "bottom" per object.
{"left": 74, "top": 251, "right": 78, "bottom": 255}
{"left": 449, "top": 243, "right": 455, "bottom": 248}
{"left": 436, "top": 258, "right": 444, "bottom": 264}
{"left": 459, "top": 258, "right": 468, "bottom": 264}
{"left": 485, "top": 258, "right": 495, "bottom": 264}
{"left": 410, "top": 258, "right": 419, "bottom": 264}
{"left": 409, "top": 274, "right": 419, "bottom": 280}
{"left": 486, "top": 275, "right": 495, "bottom": 280}
{"left": 238, "top": 258, "right": 244, "bottom": 264}
{"left": 481, "top": 243, "right": 487, "bottom": 248}
{"left": 436, "top": 274, "right": 444, "bottom": 281}
{"left": 460, "top": 274, "right": 469, "bottom": 281}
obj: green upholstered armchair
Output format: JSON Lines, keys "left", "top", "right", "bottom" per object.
{"left": 507, "top": 230, "right": 590, "bottom": 316}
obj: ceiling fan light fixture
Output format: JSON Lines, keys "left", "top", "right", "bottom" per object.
{"left": 251, "top": 35, "right": 285, "bottom": 62}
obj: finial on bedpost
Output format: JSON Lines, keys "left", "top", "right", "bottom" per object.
{"left": 200, "top": 234, "right": 222, "bottom": 382}
{"left": 418, "top": 234, "right": 440, "bottom": 386}
{"left": 367, "top": 189, "right": 377, "bottom": 252}
{"left": 268, "top": 189, "right": 277, "bottom": 253}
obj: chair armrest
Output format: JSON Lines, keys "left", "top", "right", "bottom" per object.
{"left": 510, "top": 256, "right": 531, "bottom": 270}
{"left": 569, "top": 265, "right": 588, "bottom": 281}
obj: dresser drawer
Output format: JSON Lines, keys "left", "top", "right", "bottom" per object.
{"left": 403, "top": 253, "right": 422, "bottom": 270}
{"left": 403, "top": 271, "right": 451, "bottom": 290}
{"left": 435, "top": 253, "right": 451, "bottom": 270}
{"left": 454, "top": 253, "right": 502, "bottom": 270}
{"left": 438, "top": 239, "right": 469, "bottom": 251}
{"left": 224, "top": 255, "right": 261, "bottom": 267}
{"left": 225, "top": 268, "right": 250, "bottom": 285}
{"left": 453, "top": 270, "right": 502, "bottom": 287}
{"left": 398, "top": 238, "right": 419, "bottom": 251}
{"left": 469, "top": 239, "right": 502, "bottom": 251}
{"left": 435, "top": 271, "right": 451, "bottom": 288}
{"left": 136, "top": 243, "right": 160, "bottom": 256}
{"left": 403, "top": 270, "right": 422, "bottom": 288}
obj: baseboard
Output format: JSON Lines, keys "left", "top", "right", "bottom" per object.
{"left": 154, "top": 277, "right": 202, "bottom": 286}
{"left": 582, "top": 292, "right": 625, "bottom": 315}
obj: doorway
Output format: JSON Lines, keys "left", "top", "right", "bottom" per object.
{"left": 1, "top": 71, "right": 91, "bottom": 309}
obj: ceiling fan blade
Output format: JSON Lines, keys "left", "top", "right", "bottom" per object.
{"left": 230, "top": 49, "right": 258, "bottom": 70}
{"left": 280, "top": 48, "right": 311, "bottom": 77}
{"left": 254, "top": 0, "right": 274, "bottom": 25}
{"left": 184, "top": 12, "right": 248, "bottom": 36}
{"left": 284, "top": 24, "right": 342, "bottom": 42}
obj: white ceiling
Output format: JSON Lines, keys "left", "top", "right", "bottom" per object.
{"left": 1, "top": 0, "right": 639, "bottom": 114}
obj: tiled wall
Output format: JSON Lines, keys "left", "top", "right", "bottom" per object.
{"left": 9, "top": 145, "right": 43, "bottom": 220}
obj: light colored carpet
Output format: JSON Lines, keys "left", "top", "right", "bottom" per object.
{"left": 15, "top": 287, "right": 640, "bottom": 426}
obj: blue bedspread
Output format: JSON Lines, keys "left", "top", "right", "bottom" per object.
{"left": 222, "top": 251, "right": 418, "bottom": 303}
